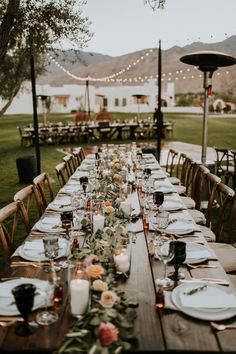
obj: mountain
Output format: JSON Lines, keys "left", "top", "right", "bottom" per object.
{"left": 38, "top": 36, "right": 236, "bottom": 93}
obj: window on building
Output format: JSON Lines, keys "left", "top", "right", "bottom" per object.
{"left": 114, "top": 98, "right": 119, "bottom": 106}
{"left": 122, "top": 98, "right": 127, "bottom": 106}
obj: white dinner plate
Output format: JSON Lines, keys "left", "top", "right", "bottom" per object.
{"left": 172, "top": 281, "right": 236, "bottom": 321}
{"left": 0, "top": 278, "right": 48, "bottom": 316}
{"left": 34, "top": 218, "right": 64, "bottom": 233}
{"left": 47, "top": 198, "right": 73, "bottom": 212}
{"left": 18, "top": 239, "right": 68, "bottom": 261}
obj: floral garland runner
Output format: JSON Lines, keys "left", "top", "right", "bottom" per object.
{"left": 58, "top": 189, "right": 139, "bottom": 353}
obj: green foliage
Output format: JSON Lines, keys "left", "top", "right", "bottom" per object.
{"left": 0, "top": 1, "right": 92, "bottom": 111}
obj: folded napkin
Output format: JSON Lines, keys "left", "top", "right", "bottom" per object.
{"left": 23, "top": 240, "right": 44, "bottom": 251}
{"left": 179, "top": 289, "right": 236, "bottom": 309}
{"left": 41, "top": 216, "right": 61, "bottom": 225}
{"left": 50, "top": 198, "right": 71, "bottom": 206}
{"left": 144, "top": 163, "right": 160, "bottom": 170}
{"left": 163, "top": 200, "right": 186, "bottom": 211}
{"left": 151, "top": 172, "right": 166, "bottom": 180}
{"left": 186, "top": 242, "right": 215, "bottom": 257}
{"left": 165, "top": 220, "right": 199, "bottom": 233}
{"left": 60, "top": 185, "right": 81, "bottom": 193}
{"left": 71, "top": 171, "right": 89, "bottom": 179}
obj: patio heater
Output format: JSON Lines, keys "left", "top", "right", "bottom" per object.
{"left": 180, "top": 51, "right": 236, "bottom": 164}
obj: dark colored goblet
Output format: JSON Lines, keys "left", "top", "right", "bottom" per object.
{"left": 12, "top": 283, "right": 38, "bottom": 336}
{"left": 143, "top": 168, "right": 151, "bottom": 177}
{"left": 153, "top": 191, "right": 164, "bottom": 209}
{"left": 169, "top": 241, "right": 186, "bottom": 281}
{"left": 60, "top": 211, "right": 73, "bottom": 229}
{"left": 80, "top": 176, "right": 88, "bottom": 193}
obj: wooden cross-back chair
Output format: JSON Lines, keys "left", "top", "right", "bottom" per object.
{"left": 73, "top": 147, "right": 85, "bottom": 168}
{"left": 198, "top": 176, "right": 235, "bottom": 242}
{"left": 0, "top": 201, "right": 30, "bottom": 261}
{"left": 173, "top": 154, "right": 192, "bottom": 196}
{"left": 227, "top": 150, "right": 236, "bottom": 190}
{"left": 63, "top": 154, "right": 77, "bottom": 177}
{"left": 163, "top": 148, "right": 179, "bottom": 177}
{"left": 209, "top": 194, "right": 236, "bottom": 274}
{"left": 55, "top": 162, "right": 69, "bottom": 187}
{"left": 13, "top": 184, "right": 43, "bottom": 228}
{"left": 214, "top": 146, "right": 234, "bottom": 185}
{"left": 33, "top": 172, "right": 55, "bottom": 211}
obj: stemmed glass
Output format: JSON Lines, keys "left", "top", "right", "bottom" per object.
{"left": 153, "top": 191, "right": 164, "bottom": 211}
{"left": 80, "top": 176, "right": 88, "bottom": 194}
{"left": 154, "top": 212, "right": 175, "bottom": 288}
{"left": 12, "top": 283, "right": 38, "bottom": 336}
{"left": 169, "top": 241, "right": 186, "bottom": 281}
{"left": 43, "top": 235, "right": 61, "bottom": 273}
{"left": 36, "top": 281, "right": 58, "bottom": 326}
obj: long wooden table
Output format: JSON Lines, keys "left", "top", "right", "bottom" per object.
{"left": 1, "top": 152, "right": 236, "bottom": 353}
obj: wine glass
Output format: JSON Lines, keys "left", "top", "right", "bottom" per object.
{"left": 80, "top": 176, "right": 88, "bottom": 194}
{"left": 12, "top": 283, "right": 38, "bottom": 336}
{"left": 169, "top": 241, "right": 186, "bottom": 281}
{"left": 43, "top": 235, "right": 61, "bottom": 273}
{"left": 153, "top": 191, "right": 164, "bottom": 211}
{"left": 154, "top": 234, "right": 175, "bottom": 289}
{"left": 35, "top": 281, "right": 58, "bottom": 326}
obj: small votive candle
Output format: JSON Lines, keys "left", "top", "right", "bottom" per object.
{"left": 114, "top": 249, "right": 130, "bottom": 273}
{"left": 93, "top": 213, "right": 105, "bottom": 234}
{"left": 70, "top": 279, "right": 89, "bottom": 316}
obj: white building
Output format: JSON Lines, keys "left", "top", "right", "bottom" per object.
{"left": 2, "top": 79, "right": 175, "bottom": 115}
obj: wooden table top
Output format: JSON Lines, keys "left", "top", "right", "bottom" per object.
{"left": 1, "top": 152, "right": 236, "bottom": 353}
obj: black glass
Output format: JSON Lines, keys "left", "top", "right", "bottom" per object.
{"left": 80, "top": 176, "right": 88, "bottom": 193}
{"left": 60, "top": 210, "right": 73, "bottom": 229}
{"left": 169, "top": 241, "right": 186, "bottom": 281}
{"left": 153, "top": 191, "right": 164, "bottom": 209}
{"left": 12, "top": 283, "right": 38, "bottom": 336}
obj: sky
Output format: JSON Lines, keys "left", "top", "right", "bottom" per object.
{"left": 81, "top": 0, "right": 236, "bottom": 57}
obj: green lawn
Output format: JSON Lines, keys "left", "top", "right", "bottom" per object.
{"left": 0, "top": 111, "right": 235, "bottom": 265}
{"left": 0, "top": 111, "right": 236, "bottom": 209}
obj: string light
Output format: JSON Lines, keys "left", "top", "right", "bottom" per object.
{"left": 46, "top": 31, "right": 236, "bottom": 84}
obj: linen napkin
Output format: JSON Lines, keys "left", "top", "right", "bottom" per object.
{"left": 41, "top": 216, "right": 61, "bottom": 225}
{"left": 165, "top": 220, "right": 199, "bottom": 234}
{"left": 185, "top": 242, "right": 217, "bottom": 261}
{"left": 162, "top": 199, "right": 186, "bottom": 211}
{"left": 50, "top": 198, "right": 71, "bottom": 207}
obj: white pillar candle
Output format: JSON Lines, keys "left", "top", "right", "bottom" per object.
{"left": 114, "top": 252, "right": 130, "bottom": 273}
{"left": 120, "top": 199, "right": 132, "bottom": 216}
{"left": 70, "top": 279, "right": 89, "bottom": 316}
{"left": 93, "top": 213, "right": 105, "bottom": 234}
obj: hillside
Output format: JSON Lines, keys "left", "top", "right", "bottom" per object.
{"left": 38, "top": 36, "right": 236, "bottom": 94}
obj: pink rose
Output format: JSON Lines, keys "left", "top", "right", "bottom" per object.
{"left": 97, "top": 322, "right": 119, "bottom": 347}
{"left": 86, "top": 264, "right": 104, "bottom": 279}
{"left": 83, "top": 254, "right": 98, "bottom": 268}
{"left": 100, "top": 290, "right": 118, "bottom": 308}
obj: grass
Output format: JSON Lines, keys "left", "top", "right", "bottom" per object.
{"left": 0, "top": 111, "right": 235, "bottom": 265}
{"left": 1, "top": 111, "right": 236, "bottom": 209}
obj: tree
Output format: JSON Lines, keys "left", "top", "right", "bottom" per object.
{"left": 0, "top": 0, "right": 92, "bottom": 115}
